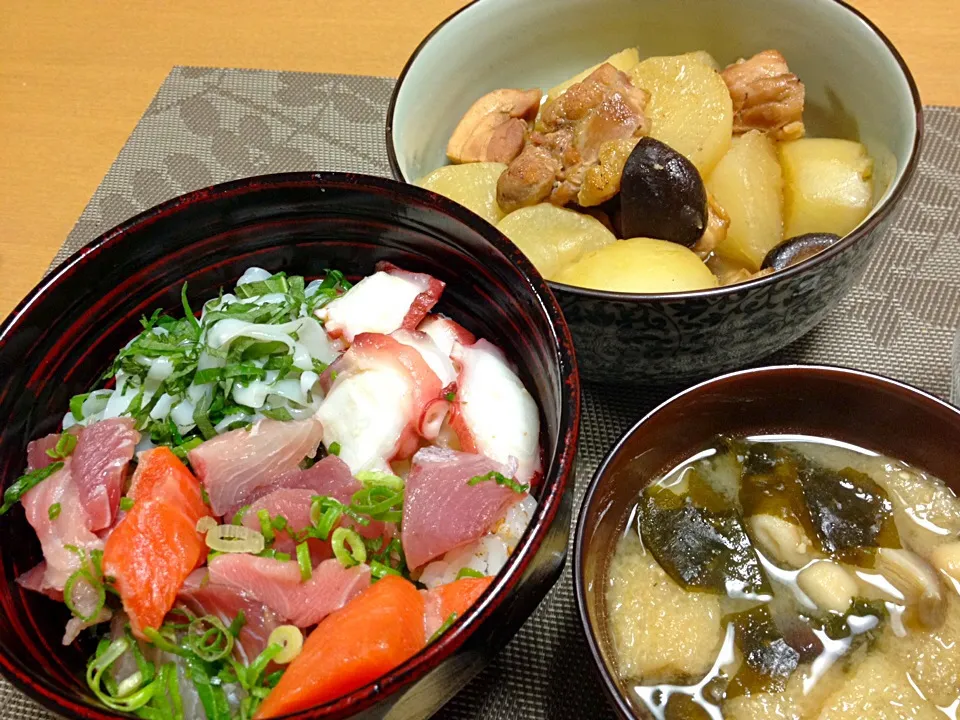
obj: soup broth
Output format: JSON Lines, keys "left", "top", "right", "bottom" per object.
{"left": 605, "top": 435, "right": 960, "bottom": 719}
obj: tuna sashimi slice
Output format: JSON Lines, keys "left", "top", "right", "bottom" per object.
{"left": 103, "top": 448, "right": 212, "bottom": 639}
{"left": 207, "top": 555, "right": 371, "bottom": 628}
{"left": 316, "top": 333, "right": 443, "bottom": 473}
{"left": 254, "top": 576, "right": 425, "bottom": 719}
{"left": 188, "top": 417, "right": 324, "bottom": 517}
{"left": 26, "top": 433, "right": 64, "bottom": 472}
{"left": 178, "top": 584, "right": 281, "bottom": 664}
{"left": 451, "top": 339, "right": 542, "bottom": 484}
{"left": 401, "top": 447, "right": 525, "bottom": 570}
{"left": 224, "top": 455, "right": 357, "bottom": 519}
{"left": 71, "top": 418, "right": 139, "bottom": 531}
{"left": 21, "top": 459, "right": 103, "bottom": 592}
{"left": 421, "top": 575, "right": 493, "bottom": 641}
{"left": 316, "top": 263, "right": 444, "bottom": 343}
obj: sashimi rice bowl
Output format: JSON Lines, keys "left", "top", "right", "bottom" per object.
{"left": 1, "top": 260, "right": 551, "bottom": 719}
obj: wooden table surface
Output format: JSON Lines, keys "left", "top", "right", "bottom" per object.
{"left": 1, "top": 0, "right": 958, "bottom": 320}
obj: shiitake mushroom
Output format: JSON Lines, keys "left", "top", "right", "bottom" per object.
{"left": 761, "top": 232, "right": 841, "bottom": 271}
{"left": 620, "top": 137, "right": 708, "bottom": 246}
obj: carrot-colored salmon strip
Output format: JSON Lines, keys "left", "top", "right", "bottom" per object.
{"left": 102, "top": 447, "right": 211, "bottom": 639}
{"left": 255, "top": 575, "right": 426, "bottom": 718}
{"left": 431, "top": 576, "right": 493, "bottom": 620}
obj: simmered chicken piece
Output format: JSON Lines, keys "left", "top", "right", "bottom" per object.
{"left": 497, "top": 63, "right": 649, "bottom": 212}
{"left": 446, "top": 88, "right": 542, "bottom": 164}
{"left": 721, "top": 50, "right": 806, "bottom": 141}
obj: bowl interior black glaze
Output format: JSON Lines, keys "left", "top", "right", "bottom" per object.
{"left": 0, "top": 172, "right": 580, "bottom": 719}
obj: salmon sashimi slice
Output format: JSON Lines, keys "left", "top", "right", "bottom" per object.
{"left": 255, "top": 575, "right": 426, "bottom": 718}
{"left": 102, "top": 447, "right": 212, "bottom": 639}
{"left": 421, "top": 575, "right": 493, "bottom": 641}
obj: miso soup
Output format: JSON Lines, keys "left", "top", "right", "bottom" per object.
{"left": 605, "top": 435, "right": 960, "bottom": 719}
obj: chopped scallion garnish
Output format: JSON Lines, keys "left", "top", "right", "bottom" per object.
{"left": 456, "top": 567, "right": 486, "bottom": 580}
{"left": 332, "top": 527, "right": 366, "bottom": 568}
{"left": 48, "top": 503, "right": 61, "bottom": 520}
{"left": 296, "top": 541, "right": 312, "bottom": 581}
{"left": 467, "top": 470, "right": 529, "bottom": 494}
{"left": 428, "top": 612, "right": 458, "bottom": 644}
{"left": 46, "top": 433, "right": 78, "bottom": 460}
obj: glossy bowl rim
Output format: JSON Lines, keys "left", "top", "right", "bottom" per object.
{"left": 0, "top": 171, "right": 582, "bottom": 720}
{"left": 571, "top": 363, "right": 960, "bottom": 719}
{"left": 385, "top": 0, "right": 924, "bottom": 302}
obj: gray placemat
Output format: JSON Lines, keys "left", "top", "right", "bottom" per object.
{"left": 5, "top": 66, "right": 960, "bottom": 720}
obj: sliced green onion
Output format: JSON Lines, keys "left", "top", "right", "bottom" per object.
{"left": 467, "top": 470, "right": 529, "bottom": 494}
{"left": 119, "top": 497, "right": 135, "bottom": 512}
{"left": 456, "top": 567, "right": 486, "bottom": 580}
{"left": 332, "top": 527, "right": 366, "bottom": 568}
{"left": 142, "top": 627, "right": 189, "bottom": 658}
{"left": 227, "top": 610, "right": 246, "bottom": 638}
{"left": 64, "top": 569, "right": 105, "bottom": 623}
{"left": 428, "top": 612, "right": 458, "bottom": 644}
{"left": 70, "top": 393, "right": 90, "bottom": 421}
{"left": 296, "top": 541, "right": 312, "bottom": 581}
{"left": 0, "top": 461, "right": 64, "bottom": 515}
{"left": 48, "top": 503, "right": 61, "bottom": 520}
{"left": 231, "top": 505, "right": 251, "bottom": 526}
{"left": 258, "top": 509, "right": 275, "bottom": 544}
{"left": 267, "top": 626, "right": 304, "bottom": 664}
{"left": 356, "top": 470, "right": 405, "bottom": 491}
{"left": 327, "top": 441, "right": 341, "bottom": 456}
{"left": 86, "top": 636, "right": 158, "bottom": 712}
{"left": 445, "top": 392, "right": 456, "bottom": 402}
{"left": 205, "top": 524, "right": 266, "bottom": 554}
{"left": 309, "top": 496, "right": 344, "bottom": 541}
{"left": 370, "top": 560, "right": 402, "bottom": 579}
{"left": 185, "top": 615, "right": 234, "bottom": 662}
{"left": 46, "top": 433, "right": 78, "bottom": 460}
{"left": 173, "top": 436, "right": 203, "bottom": 460}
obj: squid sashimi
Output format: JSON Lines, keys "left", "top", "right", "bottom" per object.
{"left": 189, "top": 417, "right": 324, "bottom": 516}
{"left": 20, "top": 460, "right": 102, "bottom": 593}
{"left": 451, "top": 339, "right": 542, "bottom": 484}
{"left": 421, "top": 575, "right": 494, "bottom": 640}
{"left": 316, "top": 332, "right": 443, "bottom": 473}
{"left": 207, "top": 554, "right": 370, "bottom": 628}
{"left": 103, "top": 447, "right": 212, "bottom": 638}
{"left": 4, "top": 265, "right": 544, "bottom": 719}
{"left": 401, "top": 447, "right": 526, "bottom": 570}
{"left": 178, "top": 584, "right": 281, "bottom": 663}
{"left": 255, "top": 575, "right": 426, "bottom": 719}
{"left": 317, "top": 262, "right": 444, "bottom": 343}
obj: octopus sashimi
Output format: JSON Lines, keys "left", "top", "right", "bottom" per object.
{"left": 188, "top": 417, "right": 324, "bottom": 517}
{"left": 316, "top": 263, "right": 444, "bottom": 343}
{"left": 207, "top": 554, "right": 371, "bottom": 628}
{"left": 417, "top": 314, "right": 476, "bottom": 357}
{"left": 20, "top": 459, "right": 103, "bottom": 593}
{"left": 401, "top": 447, "right": 525, "bottom": 570}
{"left": 316, "top": 333, "right": 444, "bottom": 473}
{"left": 450, "top": 339, "right": 542, "bottom": 484}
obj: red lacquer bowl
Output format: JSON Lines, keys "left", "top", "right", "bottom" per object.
{"left": 0, "top": 173, "right": 580, "bottom": 719}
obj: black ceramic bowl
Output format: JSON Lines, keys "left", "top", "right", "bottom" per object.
{"left": 573, "top": 365, "right": 960, "bottom": 718}
{"left": 386, "top": 0, "right": 924, "bottom": 383}
{"left": 0, "top": 173, "right": 580, "bottom": 719}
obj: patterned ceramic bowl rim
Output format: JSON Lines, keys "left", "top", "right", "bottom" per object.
{"left": 385, "top": 0, "right": 924, "bottom": 301}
